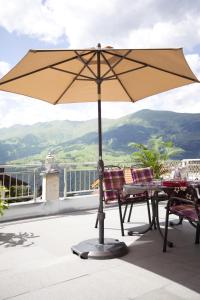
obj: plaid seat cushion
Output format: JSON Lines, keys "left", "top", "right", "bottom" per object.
{"left": 131, "top": 167, "right": 154, "bottom": 183}
{"left": 103, "top": 169, "right": 125, "bottom": 203}
{"left": 170, "top": 204, "right": 200, "bottom": 222}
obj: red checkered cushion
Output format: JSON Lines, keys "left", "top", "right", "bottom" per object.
{"left": 162, "top": 180, "right": 188, "bottom": 187}
{"left": 103, "top": 169, "right": 125, "bottom": 203}
{"left": 131, "top": 167, "right": 154, "bottom": 183}
{"left": 170, "top": 204, "right": 200, "bottom": 222}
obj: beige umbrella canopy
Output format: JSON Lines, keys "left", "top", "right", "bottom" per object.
{"left": 0, "top": 44, "right": 198, "bottom": 259}
{"left": 0, "top": 46, "right": 198, "bottom": 103}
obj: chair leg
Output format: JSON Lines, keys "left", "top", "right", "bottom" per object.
{"left": 118, "top": 200, "right": 125, "bottom": 236}
{"left": 179, "top": 217, "right": 183, "bottom": 225}
{"left": 94, "top": 205, "right": 100, "bottom": 228}
{"left": 195, "top": 223, "right": 200, "bottom": 244}
{"left": 150, "top": 197, "right": 157, "bottom": 229}
{"left": 163, "top": 207, "right": 170, "bottom": 252}
{"left": 95, "top": 214, "right": 98, "bottom": 228}
{"left": 147, "top": 199, "right": 151, "bottom": 225}
{"left": 122, "top": 204, "right": 128, "bottom": 223}
{"left": 127, "top": 203, "right": 133, "bottom": 222}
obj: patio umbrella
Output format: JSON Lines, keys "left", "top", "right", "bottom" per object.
{"left": 0, "top": 44, "right": 199, "bottom": 259}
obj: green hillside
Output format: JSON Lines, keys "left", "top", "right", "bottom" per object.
{"left": 0, "top": 118, "right": 114, "bottom": 144}
{"left": 0, "top": 109, "right": 200, "bottom": 164}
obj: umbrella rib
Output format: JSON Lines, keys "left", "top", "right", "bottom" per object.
{"left": 101, "top": 52, "right": 135, "bottom": 102}
{"left": 75, "top": 50, "right": 97, "bottom": 79}
{"left": 104, "top": 65, "right": 147, "bottom": 80}
{"left": 51, "top": 66, "right": 95, "bottom": 81}
{"left": 53, "top": 52, "right": 96, "bottom": 104}
{"left": 103, "top": 50, "right": 199, "bottom": 83}
{"left": 76, "top": 78, "right": 95, "bottom": 81}
{"left": 101, "top": 50, "right": 131, "bottom": 79}
{"left": 0, "top": 50, "right": 95, "bottom": 86}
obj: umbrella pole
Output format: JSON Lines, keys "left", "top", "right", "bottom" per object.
{"left": 71, "top": 44, "right": 128, "bottom": 259}
{"left": 71, "top": 95, "right": 128, "bottom": 259}
{"left": 97, "top": 43, "right": 105, "bottom": 245}
{"left": 97, "top": 98, "right": 105, "bottom": 245}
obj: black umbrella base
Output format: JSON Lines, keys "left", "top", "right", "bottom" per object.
{"left": 71, "top": 238, "right": 128, "bottom": 259}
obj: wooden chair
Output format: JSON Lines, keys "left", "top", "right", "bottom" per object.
{"left": 95, "top": 166, "right": 151, "bottom": 236}
{"left": 163, "top": 185, "right": 200, "bottom": 252}
{"left": 123, "top": 167, "right": 158, "bottom": 223}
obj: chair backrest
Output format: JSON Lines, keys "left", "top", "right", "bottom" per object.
{"left": 131, "top": 167, "right": 154, "bottom": 183}
{"left": 123, "top": 167, "right": 133, "bottom": 184}
{"left": 103, "top": 168, "right": 125, "bottom": 203}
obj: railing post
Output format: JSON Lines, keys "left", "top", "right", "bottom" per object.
{"left": 64, "top": 167, "right": 67, "bottom": 198}
{"left": 41, "top": 170, "right": 60, "bottom": 201}
{"left": 33, "top": 169, "right": 37, "bottom": 202}
{"left": 41, "top": 153, "right": 60, "bottom": 202}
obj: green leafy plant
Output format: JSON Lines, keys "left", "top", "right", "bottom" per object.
{"left": 9, "top": 185, "right": 30, "bottom": 203}
{"left": 0, "top": 186, "right": 9, "bottom": 216}
{"left": 129, "top": 136, "right": 184, "bottom": 178}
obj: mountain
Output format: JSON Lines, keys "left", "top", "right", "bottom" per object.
{"left": 0, "top": 109, "right": 200, "bottom": 164}
{"left": 62, "top": 109, "right": 200, "bottom": 159}
{"left": 0, "top": 119, "right": 114, "bottom": 143}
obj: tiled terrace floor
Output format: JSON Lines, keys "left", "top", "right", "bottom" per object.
{"left": 0, "top": 200, "right": 200, "bottom": 300}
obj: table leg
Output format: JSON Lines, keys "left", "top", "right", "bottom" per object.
{"left": 154, "top": 197, "right": 173, "bottom": 247}
{"left": 128, "top": 197, "right": 156, "bottom": 236}
{"left": 128, "top": 194, "right": 173, "bottom": 248}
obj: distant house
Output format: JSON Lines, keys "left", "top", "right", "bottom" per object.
{"left": 0, "top": 168, "right": 28, "bottom": 188}
{"left": 0, "top": 168, "right": 30, "bottom": 201}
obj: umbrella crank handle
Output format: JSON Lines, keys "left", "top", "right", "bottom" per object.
{"left": 98, "top": 158, "right": 105, "bottom": 214}
{"left": 98, "top": 211, "right": 105, "bottom": 221}
{"left": 98, "top": 159, "right": 104, "bottom": 175}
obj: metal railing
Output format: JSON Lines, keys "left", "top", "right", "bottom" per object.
{"left": 1, "top": 160, "right": 200, "bottom": 202}
{"left": 160, "top": 160, "right": 200, "bottom": 180}
{"left": 61, "top": 160, "right": 200, "bottom": 197}
{"left": 0, "top": 165, "right": 42, "bottom": 202}
{"left": 60, "top": 162, "right": 98, "bottom": 197}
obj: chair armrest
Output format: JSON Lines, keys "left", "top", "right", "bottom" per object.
{"left": 167, "top": 196, "right": 200, "bottom": 219}
{"left": 169, "top": 197, "right": 195, "bottom": 206}
{"left": 103, "top": 188, "right": 124, "bottom": 201}
{"left": 104, "top": 188, "right": 121, "bottom": 193}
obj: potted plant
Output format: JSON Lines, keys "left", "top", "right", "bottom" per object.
{"left": 0, "top": 186, "right": 9, "bottom": 216}
{"left": 129, "top": 136, "right": 184, "bottom": 179}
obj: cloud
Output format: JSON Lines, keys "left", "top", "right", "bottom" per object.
{"left": 0, "top": 0, "right": 65, "bottom": 43}
{"left": 128, "top": 20, "right": 200, "bottom": 50}
{"left": 0, "top": 0, "right": 200, "bottom": 50}
{"left": 0, "top": 0, "right": 200, "bottom": 128}
{"left": 186, "top": 54, "right": 200, "bottom": 76}
{"left": 0, "top": 92, "right": 99, "bottom": 127}
{"left": 0, "top": 61, "right": 10, "bottom": 76}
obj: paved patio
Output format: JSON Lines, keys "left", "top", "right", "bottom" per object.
{"left": 0, "top": 200, "right": 200, "bottom": 300}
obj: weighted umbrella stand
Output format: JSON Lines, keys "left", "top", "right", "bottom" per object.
{"left": 71, "top": 44, "right": 128, "bottom": 259}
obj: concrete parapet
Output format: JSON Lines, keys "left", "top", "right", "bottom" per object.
{"left": 41, "top": 170, "right": 59, "bottom": 202}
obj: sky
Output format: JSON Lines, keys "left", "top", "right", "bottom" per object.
{"left": 0, "top": 0, "right": 200, "bottom": 128}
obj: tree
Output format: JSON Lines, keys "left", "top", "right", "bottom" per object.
{"left": 129, "top": 136, "right": 184, "bottom": 178}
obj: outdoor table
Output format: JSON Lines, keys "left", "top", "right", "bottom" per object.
{"left": 124, "top": 181, "right": 164, "bottom": 231}
{"left": 123, "top": 181, "right": 186, "bottom": 247}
